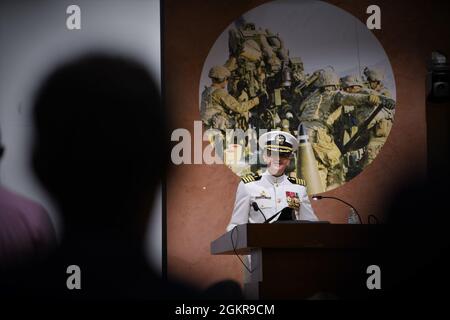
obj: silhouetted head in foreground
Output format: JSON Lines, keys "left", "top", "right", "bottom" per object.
{"left": 33, "top": 54, "right": 166, "bottom": 249}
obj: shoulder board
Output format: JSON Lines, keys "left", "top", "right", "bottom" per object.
{"left": 288, "top": 177, "right": 306, "bottom": 186}
{"left": 241, "top": 174, "right": 261, "bottom": 184}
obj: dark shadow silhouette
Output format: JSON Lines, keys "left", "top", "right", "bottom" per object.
{"left": 204, "top": 280, "right": 244, "bottom": 300}
{"left": 378, "top": 49, "right": 450, "bottom": 300}
{"left": 0, "top": 54, "right": 202, "bottom": 300}
{"left": 378, "top": 173, "right": 450, "bottom": 300}
{"left": 381, "top": 78, "right": 450, "bottom": 298}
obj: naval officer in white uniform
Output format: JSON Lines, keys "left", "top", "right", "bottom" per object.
{"left": 226, "top": 130, "right": 318, "bottom": 232}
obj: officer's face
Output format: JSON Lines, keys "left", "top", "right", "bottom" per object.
{"left": 264, "top": 152, "right": 291, "bottom": 176}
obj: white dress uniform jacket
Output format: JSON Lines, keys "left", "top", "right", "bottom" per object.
{"left": 226, "top": 171, "right": 318, "bottom": 232}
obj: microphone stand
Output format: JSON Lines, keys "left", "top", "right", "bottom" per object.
{"left": 312, "top": 195, "right": 363, "bottom": 224}
{"left": 252, "top": 202, "right": 267, "bottom": 222}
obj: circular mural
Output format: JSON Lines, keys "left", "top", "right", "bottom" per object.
{"left": 199, "top": 0, "right": 396, "bottom": 194}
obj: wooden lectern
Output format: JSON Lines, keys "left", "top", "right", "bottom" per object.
{"left": 211, "top": 223, "right": 382, "bottom": 299}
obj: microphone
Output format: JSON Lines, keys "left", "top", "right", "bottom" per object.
{"left": 251, "top": 202, "right": 267, "bottom": 222}
{"left": 312, "top": 195, "right": 363, "bottom": 224}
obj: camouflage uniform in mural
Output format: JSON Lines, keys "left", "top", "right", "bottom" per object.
{"left": 274, "top": 57, "right": 306, "bottom": 132}
{"left": 226, "top": 22, "right": 295, "bottom": 131}
{"left": 228, "top": 22, "right": 290, "bottom": 77}
{"left": 289, "top": 57, "right": 320, "bottom": 102}
{"left": 200, "top": 65, "right": 260, "bottom": 166}
{"left": 338, "top": 74, "right": 372, "bottom": 179}
{"left": 201, "top": 65, "right": 260, "bottom": 132}
{"left": 226, "top": 23, "right": 272, "bottom": 100}
{"left": 298, "top": 70, "right": 380, "bottom": 190}
{"left": 362, "top": 67, "right": 394, "bottom": 166}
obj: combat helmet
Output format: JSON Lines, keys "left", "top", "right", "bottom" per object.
{"left": 316, "top": 70, "right": 340, "bottom": 87}
{"left": 340, "top": 74, "right": 363, "bottom": 88}
{"left": 208, "top": 65, "right": 231, "bottom": 82}
{"left": 363, "top": 67, "right": 384, "bottom": 82}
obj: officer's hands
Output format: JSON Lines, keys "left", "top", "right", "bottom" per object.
{"left": 368, "top": 94, "right": 381, "bottom": 106}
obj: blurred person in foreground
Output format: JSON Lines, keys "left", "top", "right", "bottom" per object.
{"left": 0, "top": 54, "right": 204, "bottom": 300}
